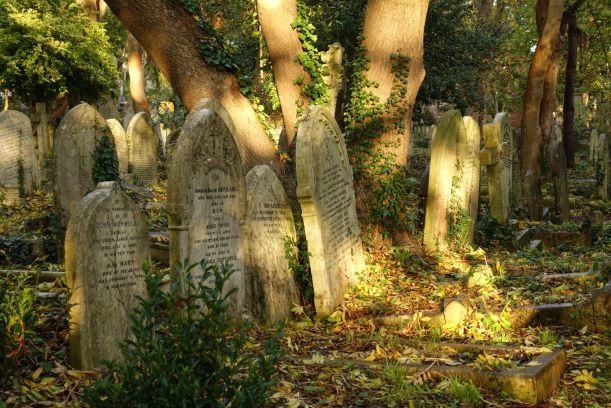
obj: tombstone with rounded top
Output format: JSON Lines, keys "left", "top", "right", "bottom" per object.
{"left": 167, "top": 100, "right": 246, "bottom": 317}
{"left": 127, "top": 112, "right": 158, "bottom": 186}
{"left": 66, "top": 181, "right": 149, "bottom": 370}
{"left": 106, "top": 119, "right": 129, "bottom": 174}
{"left": 0, "top": 110, "right": 38, "bottom": 203}
{"left": 458, "top": 117, "right": 481, "bottom": 243}
{"left": 246, "top": 165, "right": 299, "bottom": 323}
{"left": 296, "top": 106, "right": 365, "bottom": 317}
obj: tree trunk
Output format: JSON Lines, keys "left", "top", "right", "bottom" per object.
{"left": 362, "top": 0, "right": 429, "bottom": 168}
{"left": 104, "top": 0, "right": 278, "bottom": 170}
{"left": 477, "top": 0, "right": 493, "bottom": 20}
{"left": 127, "top": 32, "right": 150, "bottom": 114}
{"left": 257, "top": 0, "right": 310, "bottom": 149}
{"left": 520, "top": 0, "right": 563, "bottom": 220}
{"left": 563, "top": 11, "right": 578, "bottom": 168}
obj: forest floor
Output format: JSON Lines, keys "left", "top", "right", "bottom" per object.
{"left": 0, "top": 148, "right": 609, "bottom": 407}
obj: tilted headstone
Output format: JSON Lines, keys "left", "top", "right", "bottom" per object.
{"left": 481, "top": 112, "right": 513, "bottom": 223}
{"left": 321, "top": 42, "right": 345, "bottom": 117}
{"left": 127, "top": 112, "right": 158, "bottom": 186}
{"left": 296, "top": 106, "right": 365, "bottom": 316}
{"left": 106, "top": 119, "right": 129, "bottom": 174}
{"left": 55, "top": 103, "right": 107, "bottom": 225}
{"left": 457, "top": 117, "right": 481, "bottom": 243}
{"left": 590, "top": 129, "right": 599, "bottom": 164}
{"left": 66, "top": 181, "right": 149, "bottom": 370}
{"left": 246, "top": 165, "right": 299, "bottom": 323}
{"left": 0, "top": 110, "right": 38, "bottom": 203}
{"left": 167, "top": 101, "right": 246, "bottom": 316}
{"left": 598, "top": 134, "right": 610, "bottom": 200}
{"left": 423, "top": 110, "right": 465, "bottom": 251}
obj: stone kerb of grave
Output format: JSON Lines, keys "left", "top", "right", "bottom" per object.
{"left": 127, "top": 112, "right": 158, "bottom": 186}
{"left": 481, "top": 112, "right": 513, "bottom": 223}
{"left": 55, "top": 103, "right": 107, "bottom": 226}
{"left": 65, "top": 181, "right": 149, "bottom": 370}
{"left": 0, "top": 110, "right": 39, "bottom": 203}
{"left": 296, "top": 105, "right": 365, "bottom": 317}
{"left": 167, "top": 100, "right": 246, "bottom": 317}
{"left": 106, "top": 118, "right": 129, "bottom": 174}
{"left": 246, "top": 165, "right": 299, "bottom": 324}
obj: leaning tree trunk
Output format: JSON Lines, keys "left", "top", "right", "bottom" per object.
{"left": 257, "top": 0, "right": 310, "bottom": 149}
{"left": 127, "top": 32, "right": 150, "bottom": 114}
{"left": 562, "top": 10, "right": 579, "bottom": 168}
{"left": 520, "top": 0, "right": 563, "bottom": 220}
{"left": 104, "top": 0, "right": 278, "bottom": 170}
{"left": 362, "top": 0, "right": 429, "bottom": 168}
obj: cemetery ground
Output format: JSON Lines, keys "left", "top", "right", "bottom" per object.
{"left": 0, "top": 153, "right": 609, "bottom": 407}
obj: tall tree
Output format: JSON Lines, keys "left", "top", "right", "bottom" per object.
{"left": 520, "top": 0, "right": 563, "bottom": 219}
{"left": 127, "top": 32, "right": 149, "bottom": 114}
{"left": 361, "top": 0, "right": 429, "bottom": 168}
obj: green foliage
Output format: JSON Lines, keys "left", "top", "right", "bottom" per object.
{"left": 0, "top": 0, "right": 116, "bottom": 102}
{"left": 446, "top": 378, "right": 482, "bottom": 406}
{"left": 381, "top": 364, "right": 428, "bottom": 405}
{"left": 84, "top": 260, "right": 282, "bottom": 407}
{"left": 284, "top": 228, "right": 313, "bottom": 305}
{"left": 91, "top": 132, "right": 119, "bottom": 184}
{"left": 447, "top": 175, "right": 473, "bottom": 250}
{"left": 475, "top": 214, "right": 514, "bottom": 245}
{"left": 0, "top": 235, "right": 35, "bottom": 265}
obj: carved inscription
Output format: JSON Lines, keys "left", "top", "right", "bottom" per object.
{"left": 0, "top": 111, "right": 36, "bottom": 197}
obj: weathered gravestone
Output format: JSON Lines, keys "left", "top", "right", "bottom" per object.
{"left": 167, "top": 101, "right": 246, "bottom": 317}
{"left": 481, "top": 113, "right": 513, "bottom": 223}
{"left": 551, "top": 125, "right": 570, "bottom": 219}
{"left": 246, "top": 165, "right": 299, "bottom": 323}
{"left": 106, "top": 119, "right": 129, "bottom": 174}
{"left": 127, "top": 112, "right": 158, "bottom": 186}
{"left": 511, "top": 127, "right": 523, "bottom": 208}
{"left": 598, "top": 134, "right": 610, "bottom": 200}
{"left": 321, "top": 42, "right": 344, "bottom": 117}
{"left": 66, "top": 181, "right": 149, "bottom": 370}
{"left": 55, "top": 103, "right": 107, "bottom": 226}
{"left": 458, "top": 117, "right": 481, "bottom": 243}
{"left": 296, "top": 106, "right": 365, "bottom": 316}
{"left": 0, "top": 110, "right": 38, "bottom": 203}
{"left": 590, "top": 129, "right": 599, "bottom": 164}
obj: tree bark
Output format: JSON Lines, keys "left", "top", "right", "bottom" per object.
{"left": 104, "top": 0, "right": 278, "bottom": 170}
{"left": 562, "top": 10, "right": 579, "bottom": 168}
{"left": 362, "top": 0, "right": 429, "bottom": 168}
{"left": 520, "top": 0, "right": 563, "bottom": 220}
{"left": 127, "top": 32, "right": 150, "bottom": 114}
{"left": 477, "top": 0, "right": 493, "bottom": 20}
{"left": 257, "top": 0, "right": 310, "bottom": 149}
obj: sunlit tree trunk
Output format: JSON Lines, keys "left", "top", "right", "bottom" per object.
{"left": 127, "top": 32, "right": 149, "bottom": 114}
{"left": 257, "top": 0, "right": 310, "bottom": 149}
{"left": 520, "top": 0, "right": 563, "bottom": 220}
{"left": 362, "top": 0, "right": 429, "bottom": 168}
{"left": 104, "top": 0, "right": 278, "bottom": 170}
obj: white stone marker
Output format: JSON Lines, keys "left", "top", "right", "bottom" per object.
{"left": 106, "top": 119, "right": 129, "bottom": 174}
{"left": 66, "top": 181, "right": 149, "bottom": 370}
{"left": 167, "top": 100, "right": 246, "bottom": 317}
{"left": 296, "top": 106, "right": 365, "bottom": 317}
{"left": 127, "top": 112, "right": 158, "bottom": 186}
{"left": 0, "top": 110, "right": 38, "bottom": 203}
{"left": 590, "top": 129, "right": 599, "bottom": 164}
{"left": 246, "top": 165, "right": 300, "bottom": 323}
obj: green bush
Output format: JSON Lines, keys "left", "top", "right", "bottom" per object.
{"left": 91, "top": 132, "right": 119, "bottom": 184}
{"left": 84, "top": 260, "right": 282, "bottom": 407}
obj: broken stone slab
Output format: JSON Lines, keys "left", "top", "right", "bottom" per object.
{"left": 541, "top": 270, "right": 601, "bottom": 282}
{"left": 148, "top": 231, "right": 169, "bottom": 266}
{"left": 302, "top": 343, "right": 566, "bottom": 405}
{"left": 528, "top": 239, "right": 542, "bottom": 250}
{"left": 514, "top": 228, "right": 535, "bottom": 248}
{"left": 375, "top": 298, "right": 471, "bottom": 330}
{"left": 0, "top": 269, "right": 65, "bottom": 282}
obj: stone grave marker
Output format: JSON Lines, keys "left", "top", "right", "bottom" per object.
{"left": 590, "top": 129, "right": 599, "bottom": 163}
{"left": 66, "top": 181, "right": 149, "bottom": 370}
{"left": 0, "top": 110, "right": 38, "bottom": 203}
{"left": 598, "top": 134, "right": 609, "bottom": 199}
{"left": 55, "top": 103, "right": 107, "bottom": 226}
{"left": 551, "top": 125, "right": 570, "bottom": 219}
{"left": 457, "top": 117, "right": 481, "bottom": 243}
{"left": 481, "top": 112, "right": 512, "bottom": 223}
{"left": 511, "top": 127, "right": 523, "bottom": 208}
{"left": 321, "top": 42, "right": 344, "bottom": 117}
{"left": 246, "top": 165, "right": 299, "bottom": 323}
{"left": 167, "top": 101, "right": 246, "bottom": 317}
{"left": 127, "top": 112, "right": 158, "bottom": 186}
{"left": 296, "top": 106, "right": 365, "bottom": 317}
{"left": 423, "top": 110, "right": 465, "bottom": 251}
{"left": 106, "top": 119, "right": 129, "bottom": 174}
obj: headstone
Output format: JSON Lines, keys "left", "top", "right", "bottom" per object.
{"left": 0, "top": 110, "right": 38, "bottom": 203}
{"left": 55, "top": 103, "right": 107, "bottom": 226}
{"left": 35, "top": 102, "right": 49, "bottom": 171}
{"left": 482, "top": 112, "right": 512, "bottom": 223}
{"left": 457, "top": 117, "right": 481, "bottom": 243}
{"left": 66, "top": 181, "right": 149, "bottom": 370}
{"left": 428, "top": 125, "right": 437, "bottom": 153}
{"left": 597, "top": 134, "right": 609, "bottom": 200}
{"left": 167, "top": 101, "right": 246, "bottom": 317}
{"left": 106, "top": 119, "right": 129, "bottom": 174}
{"left": 423, "top": 110, "right": 465, "bottom": 251}
{"left": 590, "top": 129, "right": 599, "bottom": 163}
{"left": 551, "top": 125, "right": 570, "bottom": 220}
{"left": 127, "top": 112, "right": 158, "bottom": 186}
{"left": 511, "top": 127, "right": 523, "bottom": 208}
{"left": 296, "top": 106, "right": 365, "bottom": 317}
{"left": 246, "top": 165, "right": 299, "bottom": 323}
{"left": 321, "top": 42, "right": 344, "bottom": 117}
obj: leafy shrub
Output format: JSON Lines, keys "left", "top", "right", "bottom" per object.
{"left": 91, "top": 132, "right": 119, "bottom": 184}
{"left": 284, "top": 224, "right": 313, "bottom": 305}
{"left": 84, "top": 260, "right": 282, "bottom": 407}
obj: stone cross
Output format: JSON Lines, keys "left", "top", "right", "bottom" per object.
{"left": 127, "top": 112, "right": 158, "bottom": 186}
{"left": 55, "top": 103, "right": 107, "bottom": 226}
{"left": 246, "top": 165, "right": 299, "bottom": 323}
{"left": 167, "top": 100, "right": 246, "bottom": 317}
{"left": 66, "top": 181, "right": 149, "bottom": 370}
{"left": 296, "top": 106, "right": 365, "bottom": 317}
{"left": 481, "top": 113, "right": 513, "bottom": 223}
{"left": 106, "top": 119, "right": 129, "bottom": 174}
{"left": 0, "top": 110, "right": 38, "bottom": 204}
